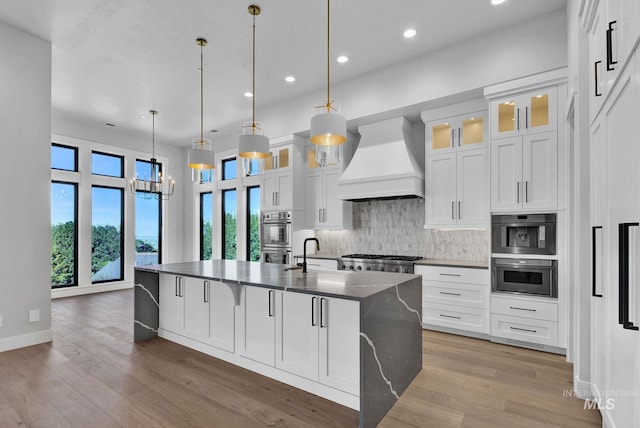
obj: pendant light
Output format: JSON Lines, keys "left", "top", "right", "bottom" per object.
{"left": 188, "top": 38, "right": 216, "bottom": 182}
{"left": 238, "top": 5, "right": 269, "bottom": 160}
{"left": 310, "top": 0, "right": 346, "bottom": 147}
{"left": 130, "top": 110, "right": 175, "bottom": 200}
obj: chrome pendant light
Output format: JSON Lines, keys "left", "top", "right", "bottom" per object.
{"left": 188, "top": 38, "right": 216, "bottom": 182}
{"left": 130, "top": 110, "right": 175, "bottom": 200}
{"left": 239, "top": 4, "right": 269, "bottom": 160}
{"left": 310, "top": 0, "right": 346, "bottom": 147}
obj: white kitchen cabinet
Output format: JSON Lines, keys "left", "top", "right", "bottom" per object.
{"left": 239, "top": 285, "right": 276, "bottom": 366}
{"left": 182, "top": 276, "right": 210, "bottom": 342}
{"left": 262, "top": 171, "right": 292, "bottom": 211}
{"left": 417, "top": 265, "right": 490, "bottom": 336}
{"left": 260, "top": 136, "right": 304, "bottom": 212}
{"left": 426, "top": 110, "right": 488, "bottom": 154}
{"left": 490, "top": 87, "right": 557, "bottom": 139}
{"left": 207, "top": 280, "right": 236, "bottom": 353}
{"left": 490, "top": 131, "right": 557, "bottom": 212}
{"left": 159, "top": 274, "right": 184, "bottom": 334}
{"left": 490, "top": 294, "right": 559, "bottom": 347}
{"left": 263, "top": 144, "right": 291, "bottom": 173}
{"left": 303, "top": 143, "right": 352, "bottom": 230}
{"left": 426, "top": 147, "right": 488, "bottom": 227}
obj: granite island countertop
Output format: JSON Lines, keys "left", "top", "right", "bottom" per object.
{"left": 292, "top": 254, "right": 490, "bottom": 270}
{"left": 137, "top": 259, "right": 420, "bottom": 300}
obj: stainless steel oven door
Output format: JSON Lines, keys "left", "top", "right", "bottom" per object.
{"left": 262, "top": 248, "right": 291, "bottom": 265}
{"left": 260, "top": 221, "right": 291, "bottom": 248}
{"left": 491, "top": 258, "right": 557, "bottom": 298}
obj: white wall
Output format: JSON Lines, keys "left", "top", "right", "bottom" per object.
{"left": 0, "top": 22, "right": 53, "bottom": 351}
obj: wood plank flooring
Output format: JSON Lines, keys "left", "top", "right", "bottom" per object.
{"left": 0, "top": 289, "right": 601, "bottom": 427}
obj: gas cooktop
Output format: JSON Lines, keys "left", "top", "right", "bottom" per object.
{"left": 340, "top": 254, "right": 423, "bottom": 262}
{"left": 337, "top": 254, "right": 423, "bottom": 273}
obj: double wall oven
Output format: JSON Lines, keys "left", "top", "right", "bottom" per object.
{"left": 260, "top": 211, "right": 292, "bottom": 264}
{"left": 491, "top": 213, "right": 558, "bottom": 298}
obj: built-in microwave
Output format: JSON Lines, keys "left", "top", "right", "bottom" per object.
{"left": 492, "top": 213, "right": 556, "bottom": 255}
{"left": 261, "top": 248, "right": 292, "bottom": 265}
{"left": 491, "top": 258, "right": 558, "bottom": 298}
{"left": 260, "top": 211, "right": 291, "bottom": 248}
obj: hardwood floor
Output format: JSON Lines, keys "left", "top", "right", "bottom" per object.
{"left": 0, "top": 289, "right": 601, "bottom": 427}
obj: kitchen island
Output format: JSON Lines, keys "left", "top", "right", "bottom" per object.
{"left": 134, "top": 260, "right": 422, "bottom": 428}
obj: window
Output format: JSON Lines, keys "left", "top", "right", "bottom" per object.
{"left": 51, "top": 144, "right": 77, "bottom": 171}
{"left": 242, "top": 158, "right": 261, "bottom": 177}
{"left": 200, "top": 192, "right": 213, "bottom": 260}
{"left": 92, "top": 186, "right": 124, "bottom": 283}
{"left": 135, "top": 160, "right": 162, "bottom": 266}
{"left": 92, "top": 151, "right": 124, "bottom": 177}
{"left": 222, "top": 189, "right": 237, "bottom": 260}
{"left": 246, "top": 186, "right": 260, "bottom": 261}
{"left": 135, "top": 158, "right": 162, "bottom": 181}
{"left": 51, "top": 182, "right": 77, "bottom": 287}
{"left": 222, "top": 157, "right": 237, "bottom": 180}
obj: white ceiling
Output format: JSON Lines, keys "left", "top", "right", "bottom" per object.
{"left": 0, "top": 0, "right": 566, "bottom": 146}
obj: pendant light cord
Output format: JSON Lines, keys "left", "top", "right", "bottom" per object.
{"left": 200, "top": 42, "right": 204, "bottom": 147}
{"left": 326, "top": 0, "right": 331, "bottom": 113}
{"left": 252, "top": 12, "right": 256, "bottom": 134}
{"left": 152, "top": 111, "right": 156, "bottom": 159}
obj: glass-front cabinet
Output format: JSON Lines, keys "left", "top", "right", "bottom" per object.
{"left": 426, "top": 110, "right": 488, "bottom": 154}
{"left": 263, "top": 145, "right": 291, "bottom": 173}
{"left": 305, "top": 145, "right": 342, "bottom": 170}
{"left": 490, "top": 87, "right": 557, "bottom": 139}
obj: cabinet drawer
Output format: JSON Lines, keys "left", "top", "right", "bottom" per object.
{"left": 491, "top": 296, "right": 557, "bottom": 321}
{"left": 423, "top": 281, "right": 489, "bottom": 309}
{"left": 491, "top": 314, "right": 558, "bottom": 346}
{"left": 415, "top": 265, "right": 489, "bottom": 285}
{"left": 423, "top": 302, "right": 489, "bottom": 334}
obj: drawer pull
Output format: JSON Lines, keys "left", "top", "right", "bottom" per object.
{"left": 439, "top": 273, "right": 461, "bottom": 277}
{"left": 440, "top": 291, "right": 462, "bottom": 296}
{"left": 509, "top": 306, "right": 536, "bottom": 312}
{"left": 440, "top": 314, "right": 461, "bottom": 320}
{"left": 510, "top": 326, "right": 537, "bottom": 333}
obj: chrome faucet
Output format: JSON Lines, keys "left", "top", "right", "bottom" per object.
{"left": 302, "top": 238, "right": 320, "bottom": 273}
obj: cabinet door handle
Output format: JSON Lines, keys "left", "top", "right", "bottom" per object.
{"left": 320, "top": 297, "right": 327, "bottom": 328}
{"left": 517, "top": 182, "right": 521, "bottom": 203}
{"left": 451, "top": 129, "right": 454, "bottom": 148}
{"left": 525, "top": 181, "right": 529, "bottom": 203}
{"left": 323, "top": 208, "right": 327, "bottom": 222}
{"left": 311, "top": 296, "right": 317, "bottom": 326}
{"left": 618, "top": 223, "right": 639, "bottom": 330}
{"left": 439, "top": 273, "right": 461, "bottom": 277}
{"left": 319, "top": 209, "right": 322, "bottom": 223}
{"left": 517, "top": 108, "right": 520, "bottom": 130}
{"left": 439, "top": 291, "right": 461, "bottom": 296}
{"left": 595, "top": 61, "right": 602, "bottom": 97}
{"left": 525, "top": 106, "right": 529, "bottom": 129}
{"left": 175, "top": 277, "right": 179, "bottom": 296}
{"left": 606, "top": 21, "right": 617, "bottom": 71}
{"left": 451, "top": 201, "right": 455, "bottom": 220}
{"left": 440, "top": 314, "right": 461, "bottom": 320}
{"left": 592, "top": 226, "right": 603, "bottom": 297}
{"left": 458, "top": 128, "right": 461, "bottom": 147}
{"left": 509, "top": 306, "right": 536, "bottom": 312}
{"left": 510, "top": 326, "right": 537, "bottom": 333}
{"left": 180, "top": 277, "right": 184, "bottom": 297}
{"left": 204, "top": 281, "right": 209, "bottom": 303}
{"left": 268, "top": 289, "right": 275, "bottom": 317}
{"left": 272, "top": 192, "right": 275, "bottom": 206}
{"left": 458, "top": 201, "right": 461, "bottom": 220}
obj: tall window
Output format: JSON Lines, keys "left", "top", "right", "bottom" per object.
{"left": 247, "top": 186, "right": 260, "bottom": 261}
{"left": 92, "top": 186, "right": 124, "bottom": 283}
{"left": 51, "top": 182, "right": 77, "bottom": 287}
{"left": 200, "top": 192, "right": 213, "bottom": 260}
{"left": 222, "top": 189, "right": 237, "bottom": 260}
{"left": 134, "top": 160, "right": 162, "bottom": 266}
{"left": 92, "top": 151, "right": 124, "bottom": 177}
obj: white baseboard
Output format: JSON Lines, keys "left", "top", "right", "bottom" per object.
{"left": 52, "top": 281, "right": 133, "bottom": 299}
{"left": 573, "top": 376, "right": 593, "bottom": 400}
{"left": 0, "top": 329, "right": 53, "bottom": 353}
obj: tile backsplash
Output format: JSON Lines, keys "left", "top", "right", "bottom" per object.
{"left": 315, "top": 198, "right": 489, "bottom": 261}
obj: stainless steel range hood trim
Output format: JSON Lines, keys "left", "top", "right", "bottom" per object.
{"left": 337, "top": 117, "right": 425, "bottom": 201}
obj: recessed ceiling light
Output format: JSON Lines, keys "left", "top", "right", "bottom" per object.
{"left": 337, "top": 55, "right": 349, "bottom": 63}
{"left": 404, "top": 28, "right": 417, "bottom": 38}
{"left": 285, "top": 75, "right": 296, "bottom": 83}
{"left": 491, "top": 0, "right": 506, "bottom": 5}
{"left": 244, "top": 91, "right": 253, "bottom": 98}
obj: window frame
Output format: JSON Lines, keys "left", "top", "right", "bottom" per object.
{"left": 246, "top": 185, "right": 260, "bottom": 262}
{"left": 91, "top": 184, "right": 125, "bottom": 284}
{"left": 51, "top": 180, "right": 79, "bottom": 288}
{"left": 200, "top": 191, "right": 213, "bottom": 261}
{"left": 51, "top": 143, "right": 78, "bottom": 172}
{"left": 91, "top": 150, "right": 125, "bottom": 178}
{"left": 221, "top": 188, "right": 237, "bottom": 260}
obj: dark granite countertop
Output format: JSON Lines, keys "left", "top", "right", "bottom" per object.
{"left": 136, "top": 260, "right": 419, "bottom": 300}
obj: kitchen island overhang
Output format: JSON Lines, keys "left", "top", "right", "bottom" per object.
{"left": 134, "top": 260, "right": 422, "bottom": 428}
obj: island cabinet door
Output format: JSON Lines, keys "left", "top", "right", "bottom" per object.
{"left": 318, "top": 297, "right": 360, "bottom": 396}
{"left": 207, "top": 280, "right": 235, "bottom": 353}
{"left": 275, "top": 291, "right": 320, "bottom": 381}
{"left": 182, "top": 277, "right": 210, "bottom": 342}
{"left": 239, "top": 285, "right": 276, "bottom": 366}
{"left": 159, "top": 274, "right": 184, "bottom": 334}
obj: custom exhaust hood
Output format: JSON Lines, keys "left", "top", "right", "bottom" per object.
{"left": 337, "top": 117, "right": 424, "bottom": 201}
